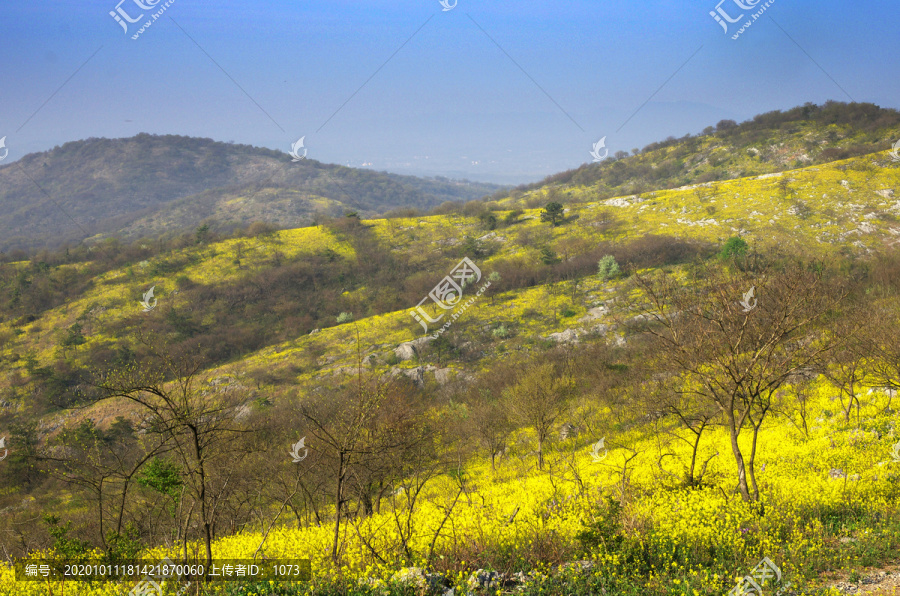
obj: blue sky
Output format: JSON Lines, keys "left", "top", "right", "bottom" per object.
{"left": 1, "top": 0, "right": 898, "bottom": 184}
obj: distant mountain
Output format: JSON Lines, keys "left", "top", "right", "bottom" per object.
{"left": 0, "top": 134, "right": 502, "bottom": 252}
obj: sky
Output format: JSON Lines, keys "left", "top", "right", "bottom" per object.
{"left": 1, "top": 0, "right": 899, "bottom": 184}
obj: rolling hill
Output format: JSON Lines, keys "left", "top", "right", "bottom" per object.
{"left": 0, "top": 134, "right": 502, "bottom": 253}
{"left": 513, "top": 101, "right": 900, "bottom": 202}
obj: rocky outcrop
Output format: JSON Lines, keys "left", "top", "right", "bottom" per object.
{"left": 545, "top": 323, "right": 611, "bottom": 345}
{"left": 394, "top": 336, "right": 434, "bottom": 361}
{"left": 388, "top": 365, "right": 455, "bottom": 387}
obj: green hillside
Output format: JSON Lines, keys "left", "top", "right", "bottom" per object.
{"left": 513, "top": 101, "right": 900, "bottom": 203}
{"left": 3, "top": 113, "right": 900, "bottom": 595}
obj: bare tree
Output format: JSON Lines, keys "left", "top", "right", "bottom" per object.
{"left": 296, "top": 342, "right": 433, "bottom": 564}
{"left": 94, "top": 336, "right": 249, "bottom": 566}
{"left": 630, "top": 258, "right": 845, "bottom": 501}
{"left": 467, "top": 379, "right": 514, "bottom": 471}
{"left": 648, "top": 380, "right": 720, "bottom": 488}
{"left": 42, "top": 416, "right": 171, "bottom": 558}
{"left": 816, "top": 303, "right": 870, "bottom": 426}
{"left": 505, "top": 358, "right": 574, "bottom": 470}
{"left": 864, "top": 304, "right": 900, "bottom": 413}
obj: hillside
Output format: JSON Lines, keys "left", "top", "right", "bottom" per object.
{"left": 0, "top": 134, "right": 501, "bottom": 253}
{"left": 3, "top": 123, "right": 900, "bottom": 595}
{"left": 3, "top": 149, "right": 897, "bottom": 397}
{"left": 510, "top": 101, "right": 900, "bottom": 203}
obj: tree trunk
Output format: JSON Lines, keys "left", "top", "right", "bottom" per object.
{"left": 687, "top": 422, "right": 707, "bottom": 487}
{"left": 727, "top": 420, "right": 751, "bottom": 502}
{"left": 192, "top": 428, "right": 213, "bottom": 567}
{"left": 748, "top": 424, "right": 761, "bottom": 502}
{"left": 537, "top": 434, "right": 544, "bottom": 470}
{"left": 331, "top": 451, "right": 346, "bottom": 564}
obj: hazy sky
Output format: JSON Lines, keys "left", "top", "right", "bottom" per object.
{"left": 2, "top": 0, "right": 898, "bottom": 184}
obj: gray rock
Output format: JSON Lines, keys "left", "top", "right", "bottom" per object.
{"left": 390, "top": 366, "right": 426, "bottom": 386}
{"left": 587, "top": 323, "right": 610, "bottom": 336}
{"left": 395, "top": 336, "right": 434, "bottom": 361}
{"left": 434, "top": 368, "right": 453, "bottom": 385}
{"left": 578, "top": 306, "right": 608, "bottom": 323}
{"left": 234, "top": 405, "right": 252, "bottom": 422}
{"left": 546, "top": 329, "right": 581, "bottom": 344}
{"left": 407, "top": 367, "right": 426, "bottom": 386}
{"left": 467, "top": 569, "right": 502, "bottom": 592}
{"left": 411, "top": 336, "right": 434, "bottom": 350}
{"left": 394, "top": 343, "right": 418, "bottom": 361}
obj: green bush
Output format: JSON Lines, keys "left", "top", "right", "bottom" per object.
{"left": 719, "top": 236, "right": 749, "bottom": 259}
{"left": 540, "top": 247, "right": 559, "bottom": 265}
{"left": 540, "top": 202, "right": 565, "bottom": 226}
{"left": 503, "top": 209, "right": 524, "bottom": 226}
{"left": 336, "top": 312, "right": 354, "bottom": 324}
{"left": 479, "top": 212, "right": 498, "bottom": 230}
{"left": 597, "top": 255, "right": 620, "bottom": 280}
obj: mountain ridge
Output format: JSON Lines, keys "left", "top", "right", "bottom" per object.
{"left": 0, "top": 133, "right": 502, "bottom": 253}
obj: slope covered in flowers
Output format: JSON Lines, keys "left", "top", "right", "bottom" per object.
{"left": 3, "top": 151, "right": 900, "bottom": 596}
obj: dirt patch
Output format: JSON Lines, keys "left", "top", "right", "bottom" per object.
{"left": 821, "top": 563, "right": 900, "bottom": 595}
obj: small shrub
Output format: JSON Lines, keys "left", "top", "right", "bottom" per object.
{"left": 43, "top": 515, "right": 91, "bottom": 562}
{"left": 540, "top": 247, "right": 559, "bottom": 265}
{"left": 492, "top": 324, "right": 510, "bottom": 339}
{"left": 560, "top": 305, "right": 577, "bottom": 317}
{"left": 597, "top": 255, "right": 620, "bottom": 280}
{"left": 575, "top": 496, "right": 624, "bottom": 553}
{"left": 462, "top": 236, "right": 485, "bottom": 258}
{"left": 336, "top": 312, "right": 353, "bottom": 324}
{"left": 479, "top": 212, "right": 498, "bottom": 230}
{"left": 540, "top": 202, "right": 565, "bottom": 226}
{"left": 719, "top": 236, "right": 749, "bottom": 260}
{"left": 503, "top": 209, "right": 524, "bottom": 226}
